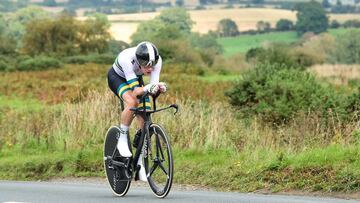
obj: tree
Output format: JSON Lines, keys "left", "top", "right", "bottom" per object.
{"left": 7, "top": 6, "right": 50, "bottom": 43}
{"left": 43, "top": 0, "right": 57, "bottom": 7}
{"left": 22, "top": 14, "right": 112, "bottom": 56}
{"left": 321, "top": 0, "right": 331, "bottom": 8}
{"left": 252, "top": 0, "right": 264, "bottom": 4}
{"left": 131, "top": 8, "right": 193, "bottom": 44}
{"left": 256, "top": 21, "right": 271, "bottom": 33}
{"left": 22, "top": 15, "right": 79, "bottom": 56}
{"left": 157, "top": 8, "right": 194, "bottom": 34}
{"left": 295, "top": 1, "right": 329, "bottom": 36}
{"left": 78, "top": 14, "right": 112, "bottom": 54}
{"left": 176, "top": 0, "right": 184, "bottom": 6}
{"left": 217, "top": 18, "right": 239, "bottom": 37}
{"left": 276, "top": 19, "right": 293, "bottom": 31}
{"left": 330, "top": 30, "right": 360, "bottom": 64}
{"left": 330, "top": 20, "right": 341, "bottom": 28}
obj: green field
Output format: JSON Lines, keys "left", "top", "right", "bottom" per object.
{"left": 218, "top": 31, "right": 299, "bottom": 57}
{"left": 217, "top": 28, "right": 355, "bottom": 57}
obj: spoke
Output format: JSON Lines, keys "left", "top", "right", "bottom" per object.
{"left": 155, "top": 134, "right": 160, "bottom": 158}
{"left": 158, "top": 162, "right": 169, "bottom": 176}
{"left": 149, "top": 162, "right": 158, "bottom": 177}
{"left": 155, "top": 134, "right": 166, "bottom": 161}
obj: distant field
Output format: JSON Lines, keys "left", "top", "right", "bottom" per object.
{"left": 217, "top": 31, "right": 298, "bottom": 56}
{"left": 106, "top": 8, "right": 360, "bottom": 42}
{"left": 217, "top": 28, "right": 355, "bottom": 57}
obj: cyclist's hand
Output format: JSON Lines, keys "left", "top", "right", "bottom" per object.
{"left": 158, "top": 82, "right": 168, "bottom": 93}
{"left": 144, "top": 83, "right": 159, "bottom": 95}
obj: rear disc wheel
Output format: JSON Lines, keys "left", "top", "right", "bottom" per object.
{"left": 104, "top": 126, "right": 131, "bottom": 196}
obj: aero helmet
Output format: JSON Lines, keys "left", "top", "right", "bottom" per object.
{"left": 135, "top": 41, "right": 159, "bottom": 67}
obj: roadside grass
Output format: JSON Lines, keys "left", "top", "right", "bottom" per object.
{"left": 1, "top": 144, "right": 359, "bottom": 193}
{"left": 1, "top": 64, "right": 360, "bottom": 194}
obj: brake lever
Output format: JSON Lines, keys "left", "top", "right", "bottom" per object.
{"left": 170, "top": 104, "right": 179, "bottom": 115}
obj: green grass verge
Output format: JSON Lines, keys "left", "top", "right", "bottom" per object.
{"left": 1, "top": 144, "right": 359, "bottom": 193}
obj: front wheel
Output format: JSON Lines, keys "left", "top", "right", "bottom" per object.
{"left": 144, "top": 123, "right": 173, "bottom": 198}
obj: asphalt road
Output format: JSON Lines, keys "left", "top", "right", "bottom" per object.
{"left": 0, "top": 181, "right": 359, "bottom": 203}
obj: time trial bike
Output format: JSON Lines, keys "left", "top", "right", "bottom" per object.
{"left": 104, "top": 92, "right": 178, "bottom": 198}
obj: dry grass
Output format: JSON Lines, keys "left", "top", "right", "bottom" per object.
{"left": 103, "top": 8, "right": 360, "bottom": 42}
{"left": 310, "top": 64, "right": 360, "bottom": 85}
{"left": 2, "top": 90, "right": 358, "bottom": 154}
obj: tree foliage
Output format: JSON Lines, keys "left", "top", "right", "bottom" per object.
{"left": 156, "top": 8, "right": 194, "bottom": 34}
{"left": 22, "top": 14, "right": 112, "bottom": 56}
{"left": 295, "top": 1, "right": 328, "bottom": 36}
{"left": 130, "top": 8, "right": 222, "bottom": 66}
{"left": 256, "top": 21, "right": 271, "bottom": 33}
{"left": 131, "top": 8, "right": 193, "bottom": 44}
{"left": 329, "top": 29, "right": 360, "bottom": 64}
{"left": 276, "top": 19, "right": 293, "bottom": 31}
{"left": 6, "top": 6, "right": 51, "bottom": 43}
{"left": 217, "top": 18, "right": 239, "bottom": 37}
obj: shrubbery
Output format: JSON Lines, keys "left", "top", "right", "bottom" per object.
{"left": 63, "top": 54, "right": 114, "bottom": 65}
{"left": 226, "top": 63, "right": 346, "bottom": 124}
{"left": 17, "top": 56, "right": 62, "bottom": 71}
{"left": 329, "top": 29, "right": 360, "bottom": 64}
{"left": 245, "top": 45, "right": 309, "bottom": 69}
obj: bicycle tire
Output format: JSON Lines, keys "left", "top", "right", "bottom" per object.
{"left": 144, "top": 123, "right": 173, "bottom": 198}
{"left": 104, "top": 126, "right": 131, "bottom": 197}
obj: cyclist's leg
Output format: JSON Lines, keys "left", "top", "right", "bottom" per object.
{"left": 121, "top": 91, "right": 139, "bottom": 126}
{"left": 117, "top": 91, "right": 138, "bottom": 157}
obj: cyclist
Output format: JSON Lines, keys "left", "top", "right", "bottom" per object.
{"left": 107, "top": 41, "right": 167, "bottom": 181}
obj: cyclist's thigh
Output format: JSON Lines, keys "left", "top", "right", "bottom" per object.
{"left": 122, "top": 91, "right": 138, "bottom": 107}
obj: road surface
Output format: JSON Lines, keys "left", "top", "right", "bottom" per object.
{"left": 0, "top": 181, "right": 359, "bottom": 203}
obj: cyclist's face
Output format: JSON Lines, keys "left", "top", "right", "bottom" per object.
{"left": 141, "top": 65, "right": 153, "bottom": 75}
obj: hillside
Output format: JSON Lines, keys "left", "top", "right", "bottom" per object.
{"left": 106, "top": 8, "right": 360, "bottom": 42}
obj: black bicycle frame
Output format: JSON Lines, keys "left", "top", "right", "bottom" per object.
{"left": 129, "top": 92, "right": 178, "bottom": 174}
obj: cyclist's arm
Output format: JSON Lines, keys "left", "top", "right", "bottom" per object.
{"left": 150, "top": 56, "right": 162, "bottom": 84}
{"left": 133, "top": 56, "right": 162, "bottom": 96}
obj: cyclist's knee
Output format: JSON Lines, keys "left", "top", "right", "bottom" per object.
{"left": 122, "top": 91, "right": 139, "bottom": 108}
{"left": 125, "top": 97, "right": 138, "bottom": 108}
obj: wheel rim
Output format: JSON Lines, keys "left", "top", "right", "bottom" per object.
{"left": 145, "top": 124, "right": 173, "bottom": 198}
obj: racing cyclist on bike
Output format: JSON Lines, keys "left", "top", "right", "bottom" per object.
{"left": 107, "top": 41, "right": 167, "bottom": 181}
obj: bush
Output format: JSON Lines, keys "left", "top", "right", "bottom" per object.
{"left": 64, "top": 54, "right": 114, "bottom": 65}
{"left": 245, "top": 45, "right": 307, "bottom": 69}
{"left": 162, "top": 63, "right": 207, "bottom": 76}
{"left": 17, "top": 56, "right": 62, "bottom": 71}
{"left": 63, "top": 55, "right": 88, "bottom": 64}
{"left": 329, "top": 30, "right": 360, "bottom": 64}
{"left": 226, "top": 63, "right": 345, "bottom": 124}
{"left": 87, "top": 54, "right": 113, "bottom": 64}
{"left": 276, "top": 19, "right": 294, "bottom": 31}
{"left": 343, "top": 20, "right": 360, "bottom": 28}
{"left": 330, "top": 20, "right": 341, "bottom": 29}
{"left": 345, "top": 88, "right": 360, "bottom": 120}
{"left": 0, "top": 60, "right": 9, "bottom": 71}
